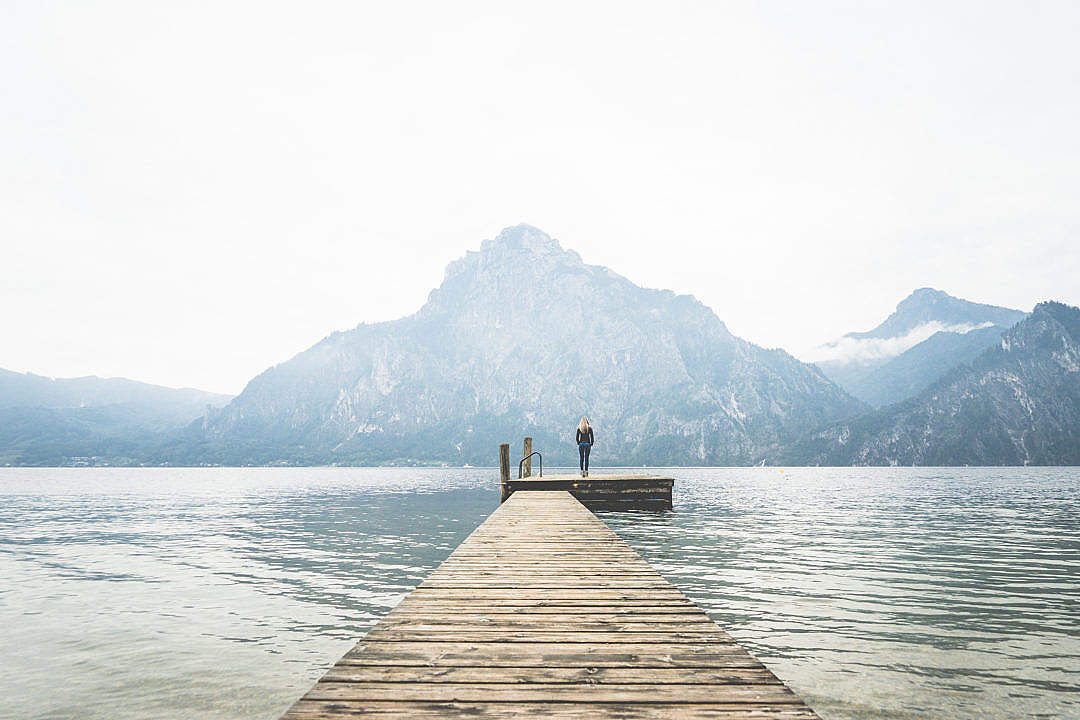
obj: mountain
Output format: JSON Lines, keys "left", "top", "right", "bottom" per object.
{"left": 0, "top": 370, "right": 232, "bottom": 465}
{"left": 785, "top": 302, "right": 1080, "bottom": 465}
{"left": 178, "top": 225, "right": 864, "bottom": 466}
{"left": 811, "top": 288, "right": 1027, "bottom": 407}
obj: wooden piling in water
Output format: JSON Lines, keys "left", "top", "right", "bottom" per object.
{"left": 279, "top": 490, "right": 820, "bottom": 719}
{"left": 498, "top": 443, "right": 510, "bottom": 503}
{"left": 522, "top": 436, "right": 532, "bottom": 477}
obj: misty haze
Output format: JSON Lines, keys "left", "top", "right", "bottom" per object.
{"left": 2, "top": 4, "right": 1078, "bottom": 720}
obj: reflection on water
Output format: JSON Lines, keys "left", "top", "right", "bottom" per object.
{"left": 0, "top": 467, "right": 1077, "bottom": 720}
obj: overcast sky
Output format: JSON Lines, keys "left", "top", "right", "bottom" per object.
{"left": 3, "top": 1, "right": 1078, "bottom": 394}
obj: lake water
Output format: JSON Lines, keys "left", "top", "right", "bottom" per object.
{"left": 0, "top": 467, "right": 1077, "bottom": 719}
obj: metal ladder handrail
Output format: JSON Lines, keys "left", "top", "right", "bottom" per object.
{"left": 518, "top": 451, "right": 543, "bottom": 478}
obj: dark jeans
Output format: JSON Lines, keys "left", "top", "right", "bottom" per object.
{"left": 578, "top": 442, "right": 591, "bottom": 472}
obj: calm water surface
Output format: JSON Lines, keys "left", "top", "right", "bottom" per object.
{"left": 0, "top": 467, "right": 1077, "bottom": 719}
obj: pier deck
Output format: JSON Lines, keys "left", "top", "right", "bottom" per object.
{"left": 503, "top": 473, "right": 674, "bottom": 510}
{"left": 281, "top": 490, "right": 818, "bottom": 719}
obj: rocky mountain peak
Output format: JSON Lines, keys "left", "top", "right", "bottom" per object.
{"left": 432, "top": 225, "right": 584, "bottom": 305}
{"left": 480, "top": 224, "right": 567, "bottom": 258}
{"left": 812, "top": 288, "right": 1028, "bottom": 409}
{"left": 907, "top": 287, "right": 948, "bottom": 300}
{"left": 1031, "top": 301, "right": 1080, "bottom": 339}
{"left": 894, "top": 287, "right": 949, "bottom": 312}
{"left": 789, "top": 300, "right": 1080, "bottom": 466}
{"left": 845, "top": 288, "right": 1025, "bottom": 342}
{"left": 421, "top": 225, "right": 724, "bottom": 338}
{"left": 1003, "top": 301, "right": 1080, "bottom": 360}
{"left": 191, "top": 225, "right": 863, "bottom": 466}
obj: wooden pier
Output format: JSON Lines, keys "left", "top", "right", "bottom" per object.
{"left": 281, "top": 490, "right": 820, "bottom": 719}
{"left": 503, "top": 474, "right": 674, "bottom": 510}
{"left": 498, "top": 440, "right": 673, "bottom": 510}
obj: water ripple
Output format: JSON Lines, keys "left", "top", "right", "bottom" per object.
{"left": 601, "top": 467, "right": 1080, "bottom": 720}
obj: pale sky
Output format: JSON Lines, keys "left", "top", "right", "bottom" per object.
{"left": 3, "top": 1, "right": 1078, "bottom": 394}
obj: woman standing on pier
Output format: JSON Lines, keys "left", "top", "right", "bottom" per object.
{"left": 576, "top": 417, "right": 594, "bottom": 477}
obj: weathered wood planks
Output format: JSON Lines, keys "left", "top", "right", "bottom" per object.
{"left": 502, "top": 474, "right": 674, "bottom": 510}
{"left": 280, "top": 491, "right": 819, "bottom": 719}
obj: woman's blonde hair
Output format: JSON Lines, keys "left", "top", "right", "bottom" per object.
{"left": 578, "top": 416, "right": 591, "bottom": 433}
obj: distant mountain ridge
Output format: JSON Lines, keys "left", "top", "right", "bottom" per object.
{"left": 844, "top": 287, "right": 1024, "bottom": 341}
{"left": 0, "top": 369, "right": 232, "bottom": 465}
{"left": 6, "top": 229, "right": 1078, "bottom": 468}
{"left": 787, "top": 302, "right": 1080, "bottom": 465}
{"left": 812, "top": 288, "right": 1026, "bottom": 407}
{"left": 0, "top": 369, "right": 231, "bottom": 416}
{"left": 179, "top": 225, "right": 864, "bottom": 466}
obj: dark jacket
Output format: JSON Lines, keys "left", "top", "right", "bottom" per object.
{"left": 576, "top": 427, "right": 594, "bottom": 445}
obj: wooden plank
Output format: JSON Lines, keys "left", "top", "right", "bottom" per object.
{"left": 404, "top": 589, "right": 692, "bottom": 599}
{"left": 399, "top": 597, "right": 696, "bottom": 606}
{"left": 385, "top": 612, "right": 713, "bottom": 623}
{"left": 423, "top": 569, "right": 665, "bottom": 575}
{"left": 371, "top": 622, "right": 728, "bottom": 633}
{"left": 394, "top": 606, "right": 705, "bottom": 614}
{"left": 279, "top": 490, "right": 819, "bottom": 719}
{"left": 360, "top": 634, "right": 734, "bottom": 643}
{"left": 421, "top": 576, "right": 669, "bottom": 583}
{"left": 395, "top": 598, "right": 701, "bottom": 607}
{"left": 319, "top": 667, "right": 780, "bottom": 685}
{"left": 417, "top": 582, "right": 679, "bottom": 589}
{"left": 286, "top": 700, "right": 820, "bottom": 719}
{"left": 302, "top": 683, "right": 801, "bottom": 703}
{"left": 339, "top": 642, "right": 764, "bottom": 668}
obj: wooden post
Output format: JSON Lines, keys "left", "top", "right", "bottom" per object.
{"left": 499, "top": 443, "right": 510, "bottom": 503}
{"left": 522, "top": 437, "right": 532, "bottom": 477}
